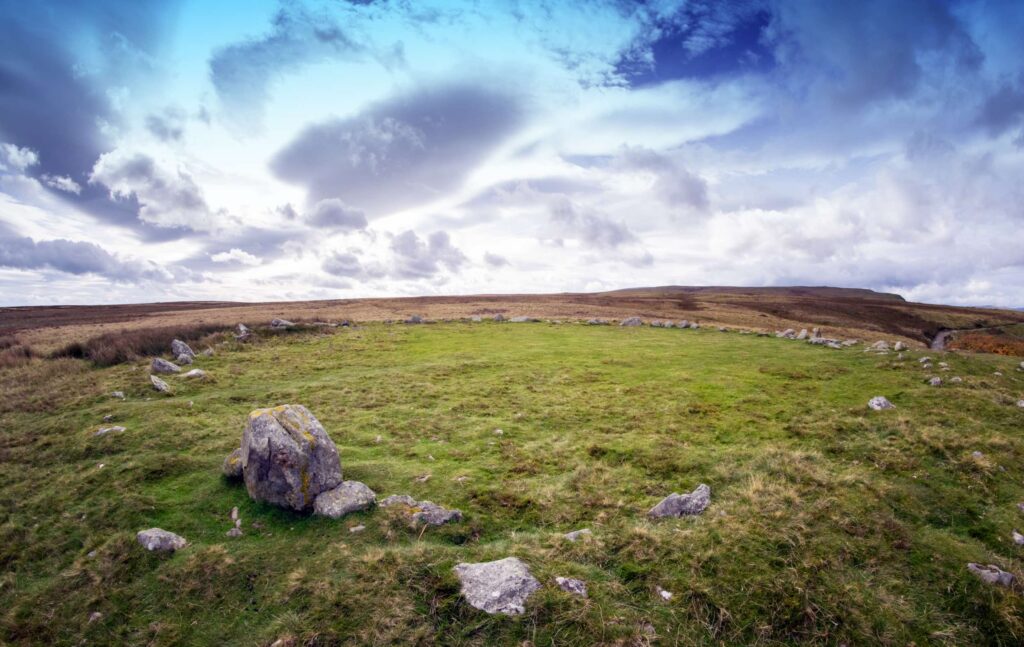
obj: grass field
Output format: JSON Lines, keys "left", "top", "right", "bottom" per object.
{"left": 2, "top": 322, "right": 1024, "bottom": 645}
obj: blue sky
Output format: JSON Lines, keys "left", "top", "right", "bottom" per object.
{"left": 1, "top": 0, "right": 1023, "bottom": 306}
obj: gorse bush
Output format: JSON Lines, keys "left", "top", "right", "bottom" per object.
{"left": 50, "top": 323, "right": 229, "bottom": 366}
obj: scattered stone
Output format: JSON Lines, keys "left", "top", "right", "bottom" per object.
{"left": 894, "top": 341, "right": 908, "bottom": 351}
{"left": 404, "top": 315, "right": 423, "bottom": 324}
{"left": 1013, "top": 530, "right": 1024, "bottom": 545}
{"left": 270, "top": 318, "right": 295, "bottom": 329}
{"left": 231, "top": 507, "right": 239, "bottom": 522}
{"left": 183, "top": 368, "right": 207, "bottom": 379}
{"left": 493, "top": 314, "right": 506, "bottom": 322}
{"left": 151, "top": 358, "right": 181, "bottom": 374}
{"left": 971, "top": 451, "right": 984, "bottom": 459}
{"left": 102, "top": 414, "right": 115, "bottom": 422}
{"left": 374, "top": 434, "right": 383, "bottom": 443}
{"left": 586, "top": 318, "right": 606, "bottom": 325}
{"left": 868, "top": 396, "right": 895, "bottom": 410}
{"left": 678, "top": 320, "right": 690, "bottom": 328}
{"left": 136, "top": 528, "right": 187, "bottom": 553}
{"left": 967, "top": 563, "right": 1015, "bottom": 587}
{"left": 778, "top": 329, "right": 797, "bottom": 339}
{"left": 509, "top": 316, "right": 537, "bottom": 323}
{"left": 919, "top": 357, "right": 932, "bottom": 364}
{"left": 171, "top": 339, "right": 196, "bottom": 360}
{"left": 380, "top": 494, "right": 417, "bottom": 507}
{"left": 650, "top": 320, "right": 663, "bottom": 328}
{"left": 555, "top": 576, "right": 588, "bottom": 597}
{"left": 414, "top": 473, "right": 431, "bottom": 483}
{"left": 150, "top": 375, "right": 171, "bottom": 393}
{"left": 226, "top": 527, "right": 243, "bottom": 538}
{"left": 620, "top": 317, "right": 643, "bottom": 327}
{"left": 88, "top": 611, "right": 103, "bottom": 624}
{"left": 718, "top": 326, "right": 728, "bottom": 332}
{"left": 201, "top": 347, "right": 214, "bottom": 357}
{"left": 950, "top": 376, "right": 962, "bottom": 383}
{"left": 648, "top": 484, "right": 711, "bottom": 518}
{"left": 928, "top": 377, "right": 942, "bottom": 387}
{"left": 811, "top": 327, "right": 821, "bottom": 338}
{"left": 94, "top": 425, "right": 126, "bottom": 437}
{"left": 380, "top": 494, "right": 462, "bottom": 525}
{"left": 313, "top": 480, "right": 376, "bottom": 519}
{"left": 176, "top": 353, "right": 193, "bottom": 365}
{"left": 235, "top": 323, "right": 253, "bottom": 341}
{"left": 796, "top": 329, "right": 808, "bottom": 340}
{"left": 493, "top": 428, "right": 504, "bottom": 436}
{"left": 240, "top": 404, "right": 343, "bottom": 511}
{"left": 993, "top": 371, "right": 1002, "bottom": 376}
{"left": 870, "top": 341, "right": 890, "bottom": 351}
{"left": 111, "top": 391, "right": 125, "bottom": 400}
{"left": 564, "top": 528, "right": 592, "bottom": 542}
{"left": 454, "top": 557, "right": 541, "bottom": 615}
{"left": 1017, "top": 399, "right": 1024, "bottom": 408}
{"left": 350, "top": 524, "right": 365, "bottom": 533}
{"left": 655, "top": 585, "right": 673, "bottom": 601}
{"left": 470, "top": 316, "right": 482, "bottom": 323}
{"left": 690, "top": 323, "right": 700, "bottom": 329}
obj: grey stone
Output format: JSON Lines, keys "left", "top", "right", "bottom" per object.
{"left": 201, "top": 347, "right": 214, "bottom": 357}
{"left": 586, "top": 318, "right": 606, "bottom": 325}
{"left": 928, "top": 377, "right": 942, "bottom": 387}
{"left": 235, "top": 323, "right": 252, "bottom": 341}
{"left": 404, "top": 315, "right": 423, "bottom": 324}
{"left": 454, "top": 557, "right": 541, "bottom": 615}
{"left": 240, "top": 404, "right": 343, "bottom": 511}
{"left": 380, "top": 494, "right": 418, "bottom": 507}
{"left": 270, "top": 318, "right": 295, "bottom": 329}
{"left": 1017, "top": 399, "right": 1024, "bottom": 408}
{"left": 967, "top": 563, "right": 1015, "bottom": 587}
{"left": 176, "top": 353, "right": 193, "bottom": 365}
{"left": 223, "top": 448, "right": 243, "bottom": 479}
{"left": 313, "top": 480, "right": 376, "bottom": 518}
{"left": 554, "top": 576, "right": 588, "bottom": 597}
{"left": 655, "top": 585, "right": 673, "bottom": 601}
{"left": 650, "top": 320, "right": 662, "bottom": 328}
{"left": 379, "top": 494, "right": 461, "bottom": 525}
{"left": 811, "top": 327, "right": 821, "bottom": 338}
{"left": 778, "top": 329, "right": 796, "bottom": 339}
{"left": 470, "top": 316, "right": 483, "bottom": 322}
{"left": 102, "top": 414, "right": 115, "bottom": 422}
{"left": 796, "top": 329, "right": 808, "bottom": 340}
{"left": 868, "top": 396, "right": 895, "bottom": 410}
{"left": 171, "top": 339, "right": 196, "bottom": 359}
{"left": 893, "top": 341, "right": 907, "bottom": 351}
{"left": 183, "top": 368, "right": 206, "bottom": 379}
{"left": 564, "top": 528, "right": 592, "bottom": 542}
{"left": 150, "top": 375, "right": 171, "bottom": 393}
{"left": 620, "top": 317, "right": 643, "bottom": 327}
{"left": 493, "top": 314, "right": 506, "bottom": 322}
{"left": 919, "top": 357, "right": 932, "bottom": 364}
{"left": 690, "top": 322, "right": 700, "bottom": 329}
{"left": 648, "top": 484, "right": 711, "bottom": 518}
{"left": 869, "top": 340, "right": 890, "bottom": 351}
{"left": 509, "top": 316, "right": 537, "bottom": 323}
{"left": 678, "top": 320, "right": 690, "bottom": 328}
{"left": 94, "top": 425, "right": 126, "bottom": 437}
{"left": 950, "top": 376, "right": 962, "bottom": 383}
{"left": 111, "top": 391, "right": 125, "bottom": 400}
{"left": 151, "top": 358, "right": 181, "bottom": 374}
{"left": 136, "top": 528, "right": 187, "bottom": 552}
{"left": 226, "top": 527, "right": 243, "bottom": 538}
{"left": 1013, "top": 530, "right": 1024, "bottom": 546}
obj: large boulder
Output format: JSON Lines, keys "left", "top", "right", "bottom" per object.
{"left": 171, "top": 339, "right": 196, "bottom": 360}
{"left": 151, "top": 358, "right": 181, "bottom": 374}
{"left": 313, "top": 480, "right": 376, "bottom": 518}
{"left": 137, "top": 528, "right": 187, "bottom": 552}
{"left": 240, "top": 405, "right": 343, "bottom": 511}
{"left": 454, "top": 557, "right": 541, "bottom": 615}
{"left": 648, "top": 484, "right": 711, "bottom": 518}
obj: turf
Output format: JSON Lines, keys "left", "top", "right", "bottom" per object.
{"left": 1, "top": 323, "right": 1023, "bottom": 645}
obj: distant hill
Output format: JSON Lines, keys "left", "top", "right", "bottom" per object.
{"left": 599, "top": 285, "right": 906, "bottom": 302}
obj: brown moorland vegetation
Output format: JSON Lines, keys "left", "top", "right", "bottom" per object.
{"left": 3, "top": 286, "right": 1023, "bottom": 354}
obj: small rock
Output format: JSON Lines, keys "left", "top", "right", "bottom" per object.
{"left": 171, "top": 339, "right": 196, "bottom": 359}
{"left": 493, "top": 428, "right": 504, "bottom": 436}
{"left": 554, "top": 576, "right": 588, "bottom": 597}
{"left": 778, "top": 329, "right": 797, "bottom": 339}
{"left": 136, "top": 528, "right": 187, "bottom": 552}
{"left": 690, "top": 322, "right": 700, "bottom": 329}
{"left": 414, "top": 473, "right": 431, "bottom": 483}
{"left": 950, "top": 376, "right": 962, "bottom": 383}
{"left": 270, "top": 318, "right": 295, "bottom": 329}
{"left": 993, "top": 371, "right": 1002, "bottom": 376}
{"left": 150, "top": 375, "right": 171, "bottom": 393}
{"left": 648, "top": 484, "right": 711, "bottom": 518}
{"left": 454, "top": 557, "right": 541, "bottom": 615}
{"left": 226, "top": 527, "right": 243, "bottom": 538}
{"left": 928, "top": 377, "right": 942, "bottom": 387}
{"left": 313, "top": 480, "right": 377, "bottom": 519}
{"left": 380, "top": 494, "right": 418, "bottom": 507}
{"left": 235, "top": 323, "right": 252, "bottom": 341}
{"left": 88, "top": 611, "right": 103, "bottom": 624}
{"left": 509, "top": 316, "right": 537, "bottom": 323}
{"left": 183, "top": 368, "right": 206, "bottom": 379}
{"left": 150, "top": 358, "right": 181, "bottom": 374}
{"left": 971, "top": 451, "right": 984, "bottom": 459}
{"left": 94, "top": 425, "right": 126, "bottom": 437}
{"left": 1016, "top": 399, "right": 1024, "bottom": 408}
{"left": 349, "top": 524, "right": 366, "bottom": 533}
{"left": 111, "top": 391, "right": 125, "bottom": 400}
{"left": 201, "top": 347, "right": 214, "bottom": 357}
{"left": 678, "top": 320, "right": 690, "bottom": 328}
{"left": 470, "top": 316, "right": 483, "bottom": 323}
{"left": 404, "top": 315, "right": 423, "bottom": 324}
{"left": 868, "top": 396, "right": 895, "bottom": 410}
{"left": 493, "top": 314, "right": 506, "bottom": 322}
{"left": 102, "top": 414, "right": 115, "bottom": 422}
{"left": 380, "top": 494, "right": 462, "bottom": 525}
{"left": 869, "top": 340, "right": 890, "bottom": 351}
{"left": 175, "top": 353, "right": 193, "bottom": 365}
{"left": 564, "top": 528, "right": 592, "bottom": 542}
{"left": 1013, "top": 530, "right": 1024, "bottom": 545}
{"left": 230, "top": 507, "right": 239, "bottom": 522}
{"left": 620, "top": 317, "right": 643, "bottom": 327}
{"left": 919, "top": 357, "right": 932, "bottom": 364}
{"left": 586, "top": 318, "right": 606, "bottom": 325}
{"left": 967, "top": 563, "right": 1014, "bottom": 587}
{"left": 374, "top": 434, "right": 382, "bottom": 443}
{"left": 796, "top": 329, "right": 808, "bottom": 340}
{"left": 655, "top": 585, "right": 673, "bottom": 601}
{"left": 893, "top": 341, "right": 907, "bottom": 351}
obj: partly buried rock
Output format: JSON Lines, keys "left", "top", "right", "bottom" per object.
{"left": 380, "top": 494, "right": 462, "bottom": 525}
{"left": 240, "top": 404, "right": 343, "bottom": 511}
{"left": 454, "top": 557, "right": 541, "bottom": 615}
{"left": 928, "top": 377, "right": 942, "bottom": 387}
{"left": 648, "top": 484, "right": 711, "bottom": 518}
{"left": 313, "top": 480, "right": 376, "bottom": 518}
{"left": 967, "top": 563, "right": 1015, "bottom": 588}
{"left": 270, "top": 318, "right": 295, "bottom": 329}
{"left": 554, "top": 576, "right": 588, "bottom": 597}
{"left": 137, "top": 528, "right": 187, "bottom": 553}
{"left": 586, "top": 318, "right": 606, "bottom": 325}
{"left": 183, "top": 368, "right": 206, "bottom": 379}
{"left": 94, "top": 425, "right": 126, "bottom": 437}
{"left": 150, "top": 375, "right": 171, "bottom": 393}
{"left": 171, "top": 339, "right": 196, "bottom": 360}
{"left": 868, "top": 396, "right": 895, "bottom": 410}
{"left": 151, "top": 357, "right": 181, "bottom": 374}
{"left": 176, "top": 353, "right": 193, "bottom": 365}
{"left": 894, "top": 341, "right": 908, "bottom": 352}
{"left": 493, "top": 314, "right": 506, "bottom": 322}
{"left": 235, "top": 323, "right": 253, "bottom": 341}
{"left": 564, "top": 528, "right": 592, "bottom": 542}
{"left": 620, "top": 317, "right": 643, "bottom": 327}
{"left": 222, "top": 448, "right": 243, "bottom": 479}
{"left": 404, "top": 315, "right": 424, "bottom": 324}
{"left": 509, "top": 316, "right": 537, "bottom": 323}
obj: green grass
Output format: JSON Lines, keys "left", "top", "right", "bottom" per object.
{"left": 2, "top": 323, "right": 1024, "bottom": 645}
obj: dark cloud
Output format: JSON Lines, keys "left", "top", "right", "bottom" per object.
{"left": 209, "top": 6, "right": 366, "bottom": 128}
{"left": 484, "top": 252, "right": 509, "bottom": 267}
{"left": 975, "top": 77, "right": 1024, "bottom": 136}
{"left": 322, "top": 251, "right": 368, "bottom": 278}
{"left": 550, "top": 199, "right": 636, "bottom": 249}
{"left": 0, "top": 222, "right": 174, "bottom": 282}
{"left": 306, "top": 199, "right": 368, "bottom": 230}
{"left": 612, "top": 147, "right": 709, "bottom": 211}
{"left": 390, "top": 230, "right": 466, "bottom": 279}
{"left": 270, "top": 82, "right": 523, "bottom": 215}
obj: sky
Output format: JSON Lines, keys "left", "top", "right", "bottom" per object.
{"left": 1, "top": 0, "right": 1024, "bottom": 307}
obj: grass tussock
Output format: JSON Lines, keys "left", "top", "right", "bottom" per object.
{"left": 0, "top": 335, "right": 34, "bottom": 368}
{"left": 2, "top": 322, "right": 1024, "bottom": 645}
{"left": 50, "top": 324, "right": 229, "bottom": 366}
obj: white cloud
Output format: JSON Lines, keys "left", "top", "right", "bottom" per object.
{"left": 210, "top": 248, "right": 261, "bottom": 265}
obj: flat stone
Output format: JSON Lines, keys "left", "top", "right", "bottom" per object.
{"left": 620, "top": 317, "right": 643, "bottom": 327}
{"left": 648, "top": 484, "right": 711, "bottom": 518}
{"left": 136, "top": 528, "right": 187, "bottom": 552}
{"left": 270, "top": 318, "right": 295, "bottom": 329}
{"left": 183, "top": 368, "right": 206, "bottom": 379}
{"left": 454, "top": 557, "right": 541, "bottom": 615}
{"left": 554, "top": 576, "right": 588, "bottom": 597}
{"left": 150, "top": 375, "right": 171, "bottom": 393}
{"left": 94, "top": 425, "right": 126, "bottom": 437}
{"left": 564, "top": 528, "right": 592, "bottom": 542}
{"left": 151, "top": 358, "right": 181, "bottom": 374}
{"left": 111, "top": 391, "right": 125, "bottom": 400}
{"left": 379, "top": 494, "right": 462, "bottom": 525}
{"left": 313, "top": 480, "right": 376, "bottom": 519}
{"left": 380, "top": 494, "right": 418, "bottom": 507}
{"left": 967, "top": 563, "right": 1015, "bottom": 587}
